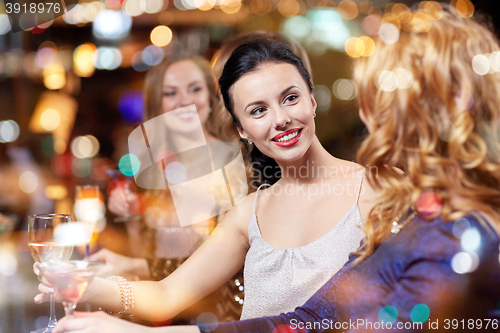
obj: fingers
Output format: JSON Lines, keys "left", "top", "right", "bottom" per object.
{"left": 53, "top": 312, "right": 109, "bottom": 333}
{"left": 88, "top": 249, "right": 107, "bottom": 262}
{"left": 33, "top": 262, "right": 40, "bottom": 275}
{"left": 38, "top": 282, "right": 54, "bottom": 294}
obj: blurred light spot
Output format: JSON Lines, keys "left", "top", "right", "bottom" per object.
{"left": 413, "top": 12, "right": 432, "bottom": 32}
{"left": 416, "top": 192, "right": 442, "bottom": 215}
{"left": 379, "top": 23, "right": 399, "bottom": 44}
{"left": 378, "top": 305, "right": 398, "bottom": 324}
{"left": 220, "top": 0, "right": 241, "bottom": 14}
{"left": 278, "top": 0, "right": 301, "bottom": 18}
{"left": 345, "top": 37, "right": 363, "bottom": 58}
{"left": 19, "top": 171, "right": 38, "bottom": 193}
{"left": 119, "top": 154, "right": 141, "bottom": 176}
{"left": 488, "top": 52, "right": 500, "bottom": 74}
{"left": 71, "top": 158, "right": 92, "bottom": 178}
{"left": 94, "top": 47, "right": 122, "bottom": 70}
{"left": 472, "top": 54, "right": 490, "bottom": 76}
{"left": 451, "top": 0, "right": 474, "bottom": 19}
{"left": 71, "top": 136, "right": 93, "bottom": 159}
{"left": 156, "top": 150, "right": 177, "bottom": 171}
{"left": 123, "top": 0, "right": 146, "bottom": 16}
{"left": 0, "top": 253, "right": 17, "bottom": 276}
{"left": 461, "top": 228, "right": 481, "bottom": 252}
{"left": 391, "top": 3, "right": 409, "bottom": 19}
{"left": 376, "top": 70, "right": 398, "bottom": 92}
{"left": 0, "top": 14, "right": 11, "bottom": 35}
{"left": 92, "top": 158, "right": 114, "bottom": 180}
{"left": 118, "top": 91, "right": 144, "bottom": 123}
{"left": 283, "top": 16, "right": 310, "bottom": 39}
{"left": 43, "top": 62, "right": 66, "bottom": 90}
{"left": 93, "top": 10, "right": 132, "bottom": 40}
{"left": 424, "top": 1, "right": 443, "bottom": 20}
{"left": 35, "top": 316, "right": 49, "bottom": 330}
{"left": 131, "top": 52, "right": 150, "bottom": 72}
{"left": 314, "top": 85, "right": 331, "bottom": 112}
{"left": 54, "top": 139, "right": 67, "bottom": 155}
{"left": 36, "top": 47, "right": 57, "bottom": 69}
{"left": 40, "top": 109, "right": 61, "bottom": 131}
{"left": 272, "top": 325, "right": 294, "bottom": 333}
{"left": 393, "top": 68, "right": 413, "bottom": 89}
{"left": 145, "top": 0, "right": 164, "bottom": 12}
{"left": 381, "top": 13, "right": 400, "bottom": 30}
{"left": 195, "top": 0, "right": 216, "bottom": 11}
{"left": 307, "top": 9, "right": 350, "bottom": 51}
{"left": 54, "top": 221, "right": 91, "bottom": 245}
{"left": 332, "top": 79, "right": 357, "bottom": 101}
{"left": 142, "top": 45, "right": 164, "bottom": 66}
{"left": 45, "top": 185, "right": 68, "bottom": 200}
{"left": 451, "top": 251, "right": 479, "bottom": 274}
{"left": 410, "top": 304, "right": 430, "bottom": 323}
{"left": 196, "top": 312, "right": 218, "bottom": 330}
{"left": 151, "top": 25, "right": 173, "bottom": 47}
{"left": 105, "top": 0, "right": 125, "bottom": 8}
{"left": 74, "top": 43, "right": 96, "bottom": 77}
{"left": 359, "top": 36, "right": 375, "bottom": 57}
{"left": 452, "top": 217, "right": 471, "bottom": 239}
{"left": 0, "top": 120, "right": 20, "bottom": 143}
{"left": 337, "top": 0, "right": 358, "bottom": 20}
{"left": 165, "top": 162, "right": 187, "bottom": 184}
{"left": 362, "top": 14, "right": 381, "bottom": 36}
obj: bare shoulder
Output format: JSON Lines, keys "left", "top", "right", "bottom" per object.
{"left": 217, "top": 192, "right": 256, "bottom": 241}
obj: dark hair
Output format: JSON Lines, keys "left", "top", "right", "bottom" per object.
{"left": 219, "top": 38, "right": 313, "bottom": 185}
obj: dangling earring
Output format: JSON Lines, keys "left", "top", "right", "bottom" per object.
{"left": 247, "top": 140, "right": 253, "bottom": 145}
{"left": 313, "top": 112, "right": 317, "bottom": 118}
{"left": 208, "top": 107, "right": 212, "bottom": 113}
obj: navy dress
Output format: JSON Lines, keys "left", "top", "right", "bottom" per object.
{"left": 199, "top": 214, "right": 500, "bottom": 332}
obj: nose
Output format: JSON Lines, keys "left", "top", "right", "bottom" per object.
{"left": 178, "top": 90, "right": 194, "bottom": 108}
{"left": 273, "top": 106, "right": 291, "bottom": 129}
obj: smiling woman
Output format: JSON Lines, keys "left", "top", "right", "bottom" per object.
{"left": 47, "top": 38, "right": 380, "bottom": 333}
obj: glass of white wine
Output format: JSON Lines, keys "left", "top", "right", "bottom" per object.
{"left": 28, "top": 214, "right": 75, "bottom": 333}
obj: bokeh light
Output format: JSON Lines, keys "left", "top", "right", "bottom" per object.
{"left": 142, "top": 45, "right": 164, "bottom": 66}
{"left": 376, "top": 70, "right": 398, "bottom": 92}
{"left": 221, "top": 0, "right": 242, "bottom": 14}
{"left": 119, "top": 154, "right": 141, "bottom": 176}
{"left": 19, "top": 171, "right": 39, "bottom": 194}
{"left": 472, "top": 54, "right": 490, "bottom": 76}
{"left": 393, "top": 68, "right": 413, "bottom": 89}
{"left": 378, "top": 305, "right": 398, "bottom": 324}
{"left": 362, "top": 14, "right": 381, "bottom": 36}
{"left": 71, "top": 158, "right": 92, "bottom": 178}
{"left": 0, "top": 14, "right": 11, "bottom": 35}
{"left": 40, "top": 109, "right": 61, "bottom": 131}
{"left": 43, "top": 61, "right": 66, "bottom": 90}
{"left": 165, "top": 162, "right": 187, "bottom": 184}
{"left": 451, "top": 0, "right": 474, "bottom": 19}
{"left": 73, "top": 43, "right": 96, "bottom": 77}
{"left": 145, "top": 0, "right": 164, "bottom": 13}
{"left": 0, "top": 120, "right": 20, "bottom": 143}
{"left": 410, "top": 304, "right": 430, "bottom": 323}
{"left": 150, "top": 25, "right": 173, "bottom": 47}
{"left": 123, "top": 0, "right": 146, "bottom": 16}
{"left": 332, "top": 79, "right": 357, "bottom": 101}
{"left": 71, "top": 135, "right": 100, "bottom": 159}
{"left": 413, "top": 12, "right": 432, "bottom": 32}
{"left": 424, "top": 1, "right": 443, "bottom": 20}
{"left": 451, "top": 251, "right": 479, "bottom": 274}
{"left": 131, "top": 52, "right": 150, "bottom": 72}
{"left": 93, "top": 10, "right": 132, "bottom": 40}
{"left": 93, "top": 47, "right": 122, "bottom": 70}
{"left": 196, "top": 312, "right": 218, "bottom": 329}
{"left": 461, "top": 228, "right": 481, "bottom": 252}
{"left": 379, "top": 23, "right": 400, "bottom": 44}
{"left": 337, "top": 0, "right": 358, "bottom": 20}
{"left": 416, "top": 192, "right": 443, "bottom": 215}
{"left": 452, "top": 217, "right": 471, "bottom": 239}
{"left": 314, "top": 85, "right": 331, "bottom": 113}
{"left": 44, "top": 185, "right": 68, "bottom": 200}
{"left": 36, "top": 47, "right": 57, "bottom": 69}
{"left": 0, "top": 253, "right": 17, "bottom": 276}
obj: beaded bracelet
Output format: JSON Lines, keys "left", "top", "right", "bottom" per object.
{"left": 99, "top": 276, "right": 135, "bottom": 316}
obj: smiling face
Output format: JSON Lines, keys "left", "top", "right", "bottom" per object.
{"left": 161, "top": 60, "right": 211, "bottom": 134}
{"left": 231, "top": 62, "right": 317, "bottom": 163}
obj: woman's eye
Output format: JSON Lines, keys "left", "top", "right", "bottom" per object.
{"left": 163, "top": 92, "right": 175, "bottom": 97}
{"left": 251, "top": 107, "right": 266, "bottom": 116}
{"left": 190, "top": 87, "right": 202, "bottom": 93}
{"left": 285, "top": 94, "right": 299, "bottom": 103}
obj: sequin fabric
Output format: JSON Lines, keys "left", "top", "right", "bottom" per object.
{"left": 240, "top": 173, "right": 365, "bottom": 320}
{"left": 199, "top": 214, "right": 500, "bottom": 332}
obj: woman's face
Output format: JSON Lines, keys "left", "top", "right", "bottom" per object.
{"left": 231, "top": 62, "right": 317, "bottom": 163}
{"left": 161, "top": 60, "right": 211, "bottom": 134}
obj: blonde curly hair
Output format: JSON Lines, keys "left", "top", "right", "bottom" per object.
{"left": 354, "top": 9, "right": 500, "bottom": 261}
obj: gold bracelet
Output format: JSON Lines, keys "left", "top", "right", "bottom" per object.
{"left": 99, "top": 276, "right": 135, "bottom": 316}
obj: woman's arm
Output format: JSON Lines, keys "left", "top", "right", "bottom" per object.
{"left": 38, "top": 194, "right": 255, "bottom": 322}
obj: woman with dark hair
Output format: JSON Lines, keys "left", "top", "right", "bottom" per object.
{"left": 46, "top": 38, "right": 379, "bottom": 331}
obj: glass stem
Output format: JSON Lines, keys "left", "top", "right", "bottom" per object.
{"left": 63, "top": 301, "right": 77, "bottom": 317}
{"left": 48, "top": 293, "right": 57, "bottom": 328}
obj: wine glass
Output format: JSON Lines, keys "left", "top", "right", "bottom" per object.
{"left": 28, "top": 214, "right": 75, "bottom": 333}
{"left": 74, "top": 185, "right": 105, "bottom": 258}
{"left": 37, "top": 260, "right": 104, "bottom": 317}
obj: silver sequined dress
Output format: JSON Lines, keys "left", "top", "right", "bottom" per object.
{"left": 240, "top": 171, "right": 365, "bottom": 319}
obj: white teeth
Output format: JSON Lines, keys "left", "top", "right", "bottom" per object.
{"left": 178, "top": 112, "right": 196, "bottom": 119}
{"left": 276, "top": 130, "right": 299, "bottom": 142}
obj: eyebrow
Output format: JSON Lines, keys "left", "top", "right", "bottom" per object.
{"left": 244, "top": 85, "right": 299, "bottom": 112}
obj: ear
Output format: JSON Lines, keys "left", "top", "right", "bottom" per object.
{"left": 236, "top": 125, "right": 250, "bottom": 141}
{"left": 310, "top": 94, "right": 317, "bottom": 112}
{"left": 358, "top": 108, "right": 371, "bottom": 133}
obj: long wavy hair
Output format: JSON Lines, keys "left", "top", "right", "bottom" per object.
{"left": 354, "top": 9, "right": 500, "bottom": 262}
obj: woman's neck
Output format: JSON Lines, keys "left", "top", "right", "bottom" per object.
{"left": 275, "top": 136, "right": 338, "bottom": 186}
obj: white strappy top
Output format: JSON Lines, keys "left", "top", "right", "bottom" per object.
{"left": 240, "top": 170, "right": 366, "bottom": 319}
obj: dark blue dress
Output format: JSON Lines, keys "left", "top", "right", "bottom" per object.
{"left": 199, "top": 214, "right": 500, "bottom": 332}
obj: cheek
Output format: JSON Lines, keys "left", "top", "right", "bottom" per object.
{"left": 162, "top": 98, "right": 176, "bottom": 113}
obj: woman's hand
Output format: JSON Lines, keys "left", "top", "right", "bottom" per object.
{"left": 53, "top": 311, "right": 150, "bottom": 333}
{"left": 108, "top": 186, "right": 138, "bottom": 217}
{"left": 53, "top": 312, "right": 201, "bottom": 333}
{"left": 88, "top": 249, "right": 149, "bottom": 279}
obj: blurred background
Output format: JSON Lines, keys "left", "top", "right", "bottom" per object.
{"left": 0, "top": 0, "right": 499, "bottom": 331}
